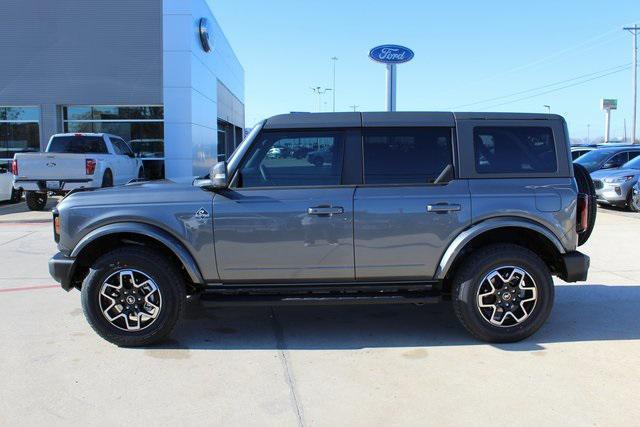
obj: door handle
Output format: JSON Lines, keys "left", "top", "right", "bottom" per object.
{"left": 427, "top": 203, "right": 461, "bottom": 213}
{"left": 307, "top": 206, "right": 344, "bottom": 216}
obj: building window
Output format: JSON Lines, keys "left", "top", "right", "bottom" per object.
{"left": 0, "top": 106, "right": 40, "bottom": 168}
{"left": 63, "top": 105, "right": 164, "bottom": 179}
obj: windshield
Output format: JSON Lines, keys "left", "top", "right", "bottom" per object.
{"left": 622, "top": 155, "right": 640, "bottom": 170}
{"left": 47, "top": 135, "right": 108, "bottom": 154}
{"left": 575, "top": 150, "right": 613, "bottom": 171}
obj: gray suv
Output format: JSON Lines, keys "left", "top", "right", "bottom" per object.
{"left": 49, "top": 112, "right": 594, "bottom": 346}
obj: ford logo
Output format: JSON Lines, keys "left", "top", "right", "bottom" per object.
{"left": 369, "top": 45, "right": 414, "bottom": 64}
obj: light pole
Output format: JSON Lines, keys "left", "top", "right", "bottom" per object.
{"left": 330, "top": 57, "right": 338, "bottom": 112}
{"left": 311, "top": 86, "right": 332, "bottom": 112}
{"left": 349, "top": 105, "right": 359, "bottom": 112}
{"left": 587, "top": 124, "right": 590, "bottom": 144}
{"left": 544, "top": 105, "right": 551, "bottom": 114}
{"left": 624, "top": 25, "right": 638, "bottom": 144}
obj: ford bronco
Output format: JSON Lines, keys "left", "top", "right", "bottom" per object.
{"left": 48, "top": 112, "right": 595, "bottom": 346}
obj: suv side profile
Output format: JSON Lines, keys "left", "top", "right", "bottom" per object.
{"left": 49, "top": 112, "right": 593, "bottom": 346}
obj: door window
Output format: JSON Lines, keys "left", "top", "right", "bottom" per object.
{"left": 363, "top": 127, "right": 453, "bottom": 184}
{"left": 237, "top": 130, "right": 345, "bottom": 187}
{"left": 605, "top": 152, "right": 629, "bottom": 168}
{"left": 473, "top": 126, "right": 556, "bottom": 173}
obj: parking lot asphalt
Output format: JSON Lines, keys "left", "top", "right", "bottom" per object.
{"left": 1, "top": 201, "right": 639, "bottom": 426}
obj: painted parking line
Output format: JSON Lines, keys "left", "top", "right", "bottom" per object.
{"left": 0, "top": 284, "right": 59, "bottom": 293}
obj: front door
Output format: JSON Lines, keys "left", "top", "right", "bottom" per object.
{"left": 354, "top": 126, "right": 471, "bottom": 280}
{"left": 213, "top": 129, "right": 355, "bottom": 282}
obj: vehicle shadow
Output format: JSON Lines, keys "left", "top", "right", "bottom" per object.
{"left": 146, "top": 284, "right": 640, "bottom": 352}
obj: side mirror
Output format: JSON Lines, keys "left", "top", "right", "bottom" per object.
{"left": 211, "top": 161, "right": 229, "bottom": 188}
{"left": 603, "top": 162, "right": 618, "bottom": 169}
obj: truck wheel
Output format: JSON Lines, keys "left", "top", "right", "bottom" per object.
{"left": 9, "top": 188, "right": 22, "bottom": 204}
{"left": 25, "top": 191, "right": 47, "bottom": 211}
{"left": 80, "top": 246, "right": 186, "bottom": 347}
{"left": 102, "top": 170, "right": 113, "bottom": 187}
{"left": 573, "top": 163, "right": 596, "bottom": 245}
{"left": 452, "top": 244, "right": 554, "bottom": 343}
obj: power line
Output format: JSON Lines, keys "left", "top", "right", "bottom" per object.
{"left": 452, "top": 63, "right": 631, "bottom": 109}
{"left": 480, "top": 66, "right": 631, "bottom": 110}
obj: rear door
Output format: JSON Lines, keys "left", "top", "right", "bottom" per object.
{"left": 354, "top": 125, "right": 471, "bottom": 280}
{"left": 213, "top": 128, "right": 359, "bottom": 282}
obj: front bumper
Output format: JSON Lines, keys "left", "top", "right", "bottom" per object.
{"left": 48, "top": 252, "right": 76, "bottom": 291}
{"left": 594, "top": 180, "right": 633, "bottom": 204}
{"left": 558, "top": 251, "right": 590, "bottom": 282}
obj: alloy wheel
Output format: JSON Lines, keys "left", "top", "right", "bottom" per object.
{"left": 98, "top": 269, "right": 162, "bottom": 331}
{"left": 476, "top": 266, "right": 538, "bottom": 327}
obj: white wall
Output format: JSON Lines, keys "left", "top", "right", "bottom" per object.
{"left": 163, "top": 0, "right": 244, "bottom": 180}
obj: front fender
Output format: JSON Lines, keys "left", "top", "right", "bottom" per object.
{"left": 70, "top": 222, "right": 205, "bottom": 284}
{"left": 435, "top": 217, "right": 566, "bottom": 280}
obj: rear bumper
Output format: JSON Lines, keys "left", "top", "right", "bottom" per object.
{"left": 558, "top": 251, "right": 590, "bottom": 282}
{"left": 14, "top": 179, "right": 96, "bottom": 193}
{"left": 48, "top": 252, "right": 76, "bottom": 291}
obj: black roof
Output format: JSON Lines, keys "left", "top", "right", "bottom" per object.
{"left": 263, "top": 111, "right": 565, "bottom": 129}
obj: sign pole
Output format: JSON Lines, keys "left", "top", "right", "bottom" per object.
{"left": 386, "top": 64, "right": 397, "bottom": 111}
{"left": 605, "top": 109, "right": 611, "bottom": 143}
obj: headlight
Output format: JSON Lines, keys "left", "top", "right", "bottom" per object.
{"left": 603, "top": 175, "right": 634, "bottom": 183}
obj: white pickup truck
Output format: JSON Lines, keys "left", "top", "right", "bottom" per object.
{"left": 13, "top": 133, "right": 143, "bottom": 210}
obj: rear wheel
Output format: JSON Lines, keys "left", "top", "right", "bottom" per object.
{"left": 25, "top": 191, "right": 47, "bottom": 211}
{"left": 573, "top": 163, "right": 596, "bottom": 246}
{"left": 452, "top": 244, "right": 554, "bottom": 343}
{"left": 80, "top": 246, "right": 186, "bottom": 347}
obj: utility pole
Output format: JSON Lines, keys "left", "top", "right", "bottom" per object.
{"left": 330, "top": 57, "right": 338, "bottom": 112}
{"left": 349, "top": 105, "right": 359, "bottom": 112}
{"left": 624, "top": 25, "right": 639, "bottom": 144}
{"left": 311, "top": 86, "right": 332, "bottom": 112}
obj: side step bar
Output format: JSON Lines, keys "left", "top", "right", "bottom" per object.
{"left": 198, "top": 289, "right": 442, "bottom": 307}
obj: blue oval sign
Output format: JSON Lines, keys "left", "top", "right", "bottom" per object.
{"left": 369, "top": 45, "right": 414, "bottom": 64}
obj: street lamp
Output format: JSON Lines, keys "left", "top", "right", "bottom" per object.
{"left": 544, "top": 105, "right": 551, "bottom": 114}
{"left": 311, "top": 86, "right": 332, "bottom": 112}
{"left": 330, "top": 57, "right": 338, "bottom": 112}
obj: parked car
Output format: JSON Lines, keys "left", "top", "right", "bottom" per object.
{"left": 0, "top": 164, "right": 22, "bottom": 203}
{"left": 591, "top": 154, "right": 640, "bottom": 211}
{"left": 49, "top": 112, "right": 594, "bottom": 347}
{"left": 13, "top": 133, "right": 144, "bottom": 210}
{"left": 574, "top": 146, "right": 640, "bottom": 173}
{"left": 570, "top": 145, "right": 596, "bottom": 160}
{"left": 307, "top": 149, "right": 333, "bottom": 166}
{"left": 632, "top": 181, "right": 640, "bottom": 212}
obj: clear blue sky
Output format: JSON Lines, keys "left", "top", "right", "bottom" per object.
{"left": 212, "top": 0, "right": 639, "bottom": 141}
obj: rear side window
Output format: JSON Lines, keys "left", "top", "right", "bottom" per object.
{"left": 473, "top": 126, "right": 556, "bottom": 174}
{"left": 47, "top": 135, "right": 108, "bottom": 154}
{"left": 363, "top": 127, "right": 453, "bottom": 184}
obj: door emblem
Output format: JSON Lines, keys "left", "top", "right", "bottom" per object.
{"left": 195, "top": 208, "right": 210, "bottom": 220}
{"left": 46, "top": 162, "right": 56, "bottom": 167}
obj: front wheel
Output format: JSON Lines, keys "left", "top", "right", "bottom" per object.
{"left": 452, "top": 244, "right": 554, "bottom": 343}
{"left": 627, "top": 190, "right": 640, "bottom": 212}
{"left": 25, "top": 191, "right": 47, "bottom": 211}
{"left": 80, "top": 247, "right": 186, "bottom": 347}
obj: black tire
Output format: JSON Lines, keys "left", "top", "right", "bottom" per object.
{"left": 311, "top": 156, "right": 323, "bottom": 167}
{"left": 452, "top": 244, "right": 554, "bottom": 343}
{"left": 573, "top": 163, "right": 596, "bottom": 246}
{"left": 25, "top": 191, "right": 47, "bottom": 211}
{"left": 80, "top": 246, "right": 186, "bottom": 347}
{"left": 627, "top": 190, "right": 640, "bottom": 212}
{"left": 9, "top": 188, "right": 22, "bottom": 204}
{"left": 101, "top": 170, "right": 113, "bottom": 188}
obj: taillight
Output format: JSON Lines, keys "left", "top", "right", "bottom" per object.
{"left": 576, "top": 193, "right": 589, "bottom": 233}
{"left": 11, "top": 159, "right": 17, "bottom": 176}
{"left": 86, "top": 159, "right": 96, "bottom": 175}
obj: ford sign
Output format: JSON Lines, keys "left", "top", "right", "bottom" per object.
{"left": 369, "top": 45, "right": 414, "bottom": 64}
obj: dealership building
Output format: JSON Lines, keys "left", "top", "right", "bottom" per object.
{"left": 0, "top": 0, "right": 245, "bottom": 180}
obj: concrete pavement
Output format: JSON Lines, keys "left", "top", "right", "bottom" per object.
{"left": 0, "top": 204, "right": 639, "bottom": 426}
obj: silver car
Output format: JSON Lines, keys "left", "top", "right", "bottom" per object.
{"left": 591, "top": 154, "right": 640, "bottom": 211}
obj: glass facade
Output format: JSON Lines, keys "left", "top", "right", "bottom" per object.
{"left": 0, "top": 106, "right": 40, "bottom": 168}
{"left": 63, "top": 105, "right": 164, "bottom": 179}
{"left": 217, "top": 118, "right": 244, "bottom": 162}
